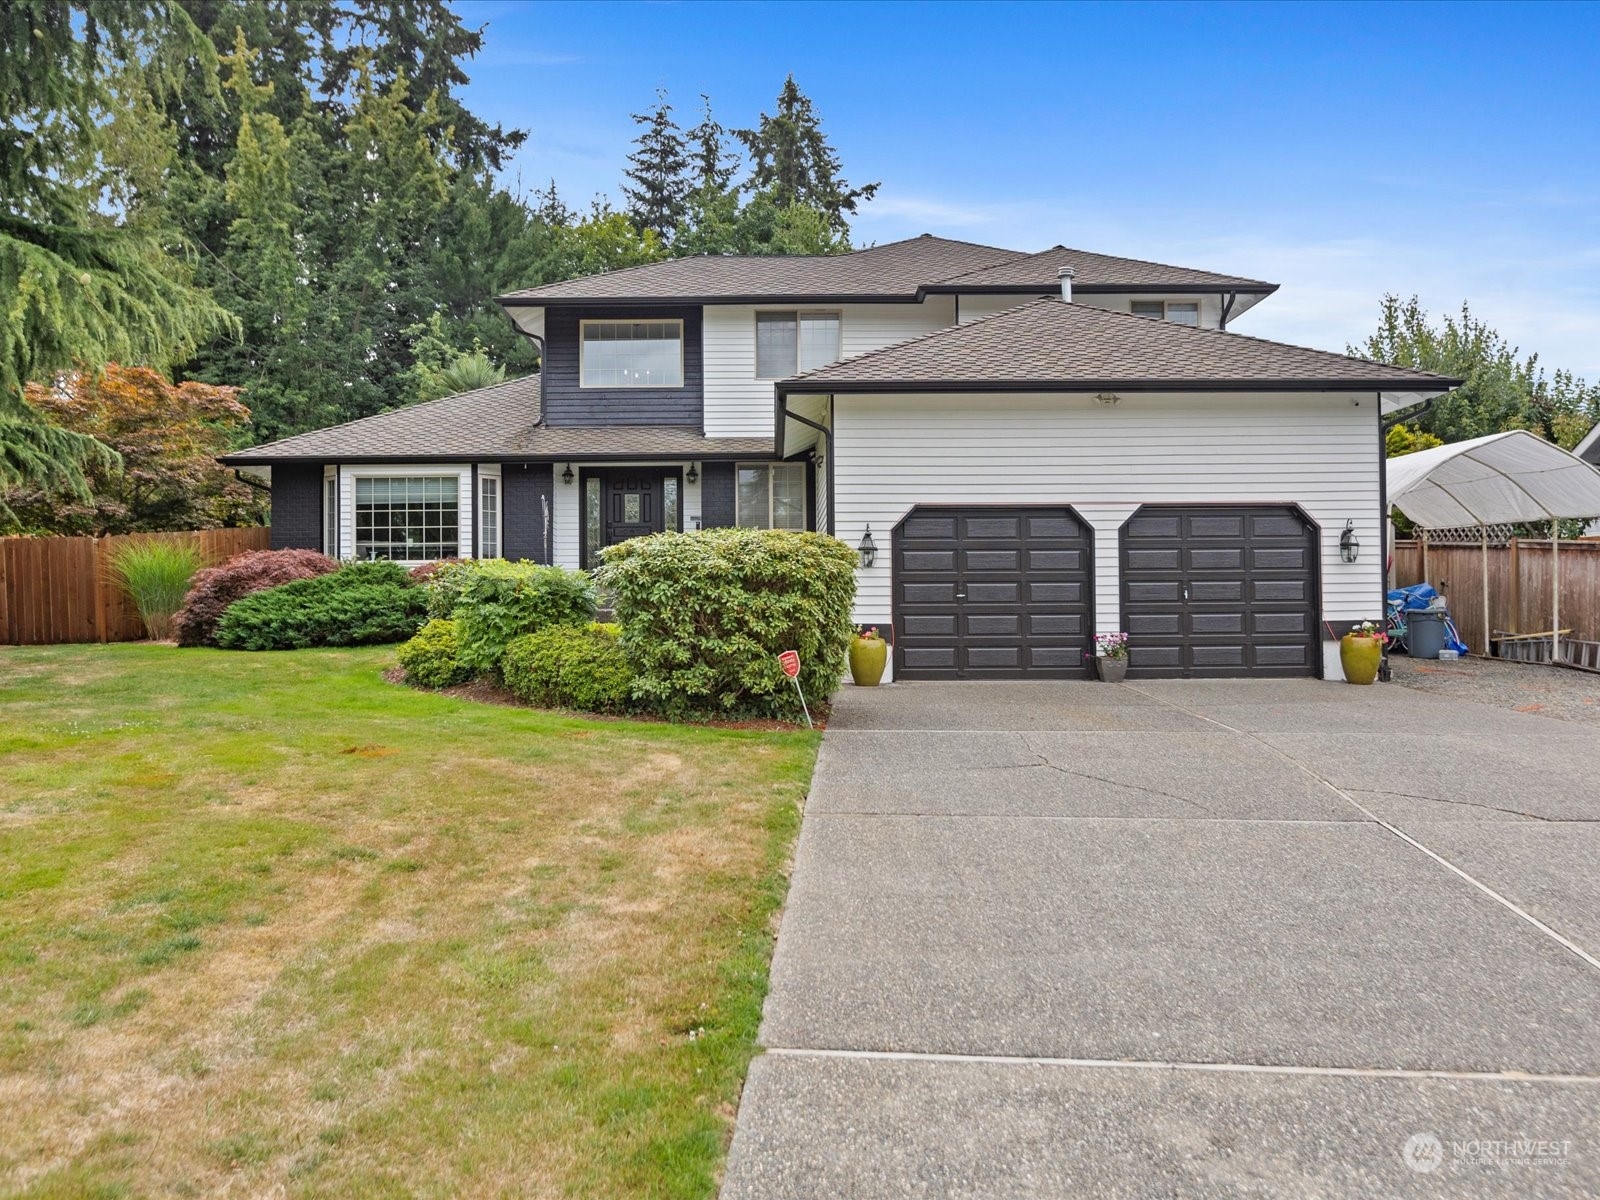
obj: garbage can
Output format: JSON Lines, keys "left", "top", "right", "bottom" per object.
{"left": 1407, "top": 608, "right": 1448, "bottom": 659}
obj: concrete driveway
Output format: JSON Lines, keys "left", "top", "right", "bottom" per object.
{"left": 723, "top": 679, "right": 1600, "bottom": 1198}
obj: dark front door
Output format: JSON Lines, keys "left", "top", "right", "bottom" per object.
{"left": 1120, "top": 504, "right": 1318, "bottom": 678}
{"left": 893, "top": 506, "right": 1093, "bottom": 679}
{"left": 583, "top": 469, "right": 673, "bottom": 567}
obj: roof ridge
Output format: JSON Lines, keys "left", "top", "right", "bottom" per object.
{"left": 933, "top": 243, "right": 1273, "bottom": 289}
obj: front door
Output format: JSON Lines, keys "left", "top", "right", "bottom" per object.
{"left": 583, "top": 469, "right": 674, "bottom": 567}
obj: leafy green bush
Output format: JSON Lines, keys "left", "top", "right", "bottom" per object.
{"left": 414, "top": 557, "right": 480, "bottom": 619}
{"left": 214, "top": 561, "right": 426, "bottom": 650}
{"left": 173, "top": 548, "right": 340, "bottom": 646}
{"left": 107, "top": 538, "right": 204, "bottom": 640}
{"left": 599, "top": 529, "right": 857, "bottom": 718}
{"left": 453, "top": 560, "right": 598, "bottom": 673}
{"left": 501, "top": 623, "right": 635, "bottom": 713}
{"left": 396, "top": 618, "right": 473, "bottom": 688}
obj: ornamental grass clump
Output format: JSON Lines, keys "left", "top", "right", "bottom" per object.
{"left": 599, "top": 528, "right": 857, "bottom": 719}
{"left": 106, "top": 538, "right": 204, "bottom": 641}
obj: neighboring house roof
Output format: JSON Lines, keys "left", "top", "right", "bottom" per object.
{"left": 777, "top": 297, "right": 1461, "bottom": 395}
{"left": 926, "top": 245, "right": 1275, "bottom": 294}
{"left": 220, "top": 374, "right": 773, "bottom": 463}
{"left": 496, "top": 234, "right": 1278, "bottom": 306}
{"left": 1574, "top": 421, "right": 1600, "bottom": 465}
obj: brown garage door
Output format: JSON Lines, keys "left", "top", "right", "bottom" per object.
{"left": 1120, "top": 505, "right": 1318, "bottom": 678}
{"left": 893, "top": 506, "right": 1093, "bottom": 679}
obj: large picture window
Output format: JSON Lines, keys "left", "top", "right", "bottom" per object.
{"left": 756, "top": 311, "right": 841, "bottom": 378}
{"left": 580, "top": 320, "right": 684, "bottom": 388}
{"left": 736, "top": 462, "right": 807, "bottom": 531}
{"left": 354, "top": 476, "right": 459, "bottom": 561}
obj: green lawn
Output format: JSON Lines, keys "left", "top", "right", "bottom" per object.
{"left": 0, "top": 644, "right": 817, "bottom": 1199}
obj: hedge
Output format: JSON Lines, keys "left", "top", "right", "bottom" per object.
{"left": 501, "top": 623, "right": 634, "bottom": 713}
{"left": 453, "top": 560, "right": 598, "bottom": 673}
{"left": 173, "top": 548, "right": 340, "bottom": 646}
{"left": 396, "top": 618, "right": 473, "bottom": 688}
{"left": 214, "top": 561, "right": 426, "bottom": 650}
{"left": 598, "top": 528, "right": 857, "bottom": 718}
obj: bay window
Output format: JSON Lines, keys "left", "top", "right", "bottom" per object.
{"left": 736, "top": 462, "right": 807, "bottom": 531}
{"left": 756, "top": 311, "right": 842, "bottom": 378}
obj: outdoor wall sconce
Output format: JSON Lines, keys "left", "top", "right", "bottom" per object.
{"left": 858, "top": 526, "right": 877, "bottom": 568}
{"left": 561, "top": 463, "right": 574, "bottom": 485}
{"left": 1340, "top": 519, "right": 1360, "bottom": 563}
{"left": 1094, "top": 392, "right": 1121, "bottom": 406}
{"left": 686, "top": 462, "right": 699, "bottom": 484}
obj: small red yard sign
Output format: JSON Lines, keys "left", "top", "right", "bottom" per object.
{"left": 778, "top": 650, "right": 801, "bottom": 678}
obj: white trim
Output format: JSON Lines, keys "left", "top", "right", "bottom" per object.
{"left": 322, "top": 465, "right": 338, "bottom": 558}
{"left": 477, "top": 463, "right": 502, "bottom": 559}
{"left": 338, "top": 463, "right": 472, "bottom": 564}
{"left": 578, "top": 317, "right": 685, "bottom": 389}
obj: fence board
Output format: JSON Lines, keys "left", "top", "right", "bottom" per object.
{"left": 1393, "top": 538, "right": 1600, "bottom": 655}
{"left": 0, "top": 527, "right": 270, "bottom": 645}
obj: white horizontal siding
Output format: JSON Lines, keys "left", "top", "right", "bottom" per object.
{"left": 703, "top": 298, "right": 958, "bottom": 438}
{"left": 958, "top": 292, "right": 1226, "bottom": 329}
{"left": 551, "top": 461, "right": 701, "bottom": 570}
{"left": 833, "top": 392, "right": 1384, "bottom": 679}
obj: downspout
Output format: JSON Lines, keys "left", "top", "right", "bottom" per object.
{"left": 777, "top": 392, "right": 835, "bottom": 536}
{"left": 1220, "top": 292, "right": 1237, "bottom": 331}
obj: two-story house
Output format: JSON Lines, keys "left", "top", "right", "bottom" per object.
{"left": 222, "top": 234, "right": 1458, "bottom": 681}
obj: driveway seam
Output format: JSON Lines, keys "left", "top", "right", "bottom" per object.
{"left": 1122, "top": 683, "right": 1600, "bottom": 975}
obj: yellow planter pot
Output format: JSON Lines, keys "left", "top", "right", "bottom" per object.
{"left": 1339, "top": 633, "right": 1383, "bottom": 685}
{"left": 849, "top": 636, "right": 887, "bottom": 686}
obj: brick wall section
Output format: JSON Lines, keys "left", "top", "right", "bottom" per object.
{"left": 700, "top": 461, "right": 736, "bottom": 528}
{"left": 503, "top": 462, "right": 553, "bottom": 563}
{"left": 270, "top": 463, "right": 323, "bottom": 550}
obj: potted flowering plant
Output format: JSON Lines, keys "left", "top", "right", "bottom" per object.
{"left": 849, "top": 625, "right": 888, "bottom": 687}
{"left": 1094, "top": 631, "right": 1129, "bottom": 682}
{"left": 1340, "top": 619, "right": 1386, "bottom": 686}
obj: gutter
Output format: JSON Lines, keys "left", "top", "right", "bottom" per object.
{"left": 775, "top": 377, "right": 1464, "bottom": 398}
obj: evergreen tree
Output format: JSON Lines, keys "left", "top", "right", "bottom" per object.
{"left": 735, "top": 75, "right": 879, "bottom": 233}
{"left": 622, "top": 91, "right": 691, "bottom": 242}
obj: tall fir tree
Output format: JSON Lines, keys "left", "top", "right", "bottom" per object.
{"left": 622, "top": 90, "right": 691, "bottom": 242}
{"left": 736, "top": 75, "right": 879, "bottom": 234}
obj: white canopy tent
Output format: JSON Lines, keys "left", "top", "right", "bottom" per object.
{"left": 1387, "top": 430, "right": 1600, "bottom": 660}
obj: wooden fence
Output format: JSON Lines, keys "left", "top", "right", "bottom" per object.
{"left": 1392, "top": 537, "right": 1600, "bottom": 657}
{"left": 0, "top": 527, "right": 270, "bottom": 645}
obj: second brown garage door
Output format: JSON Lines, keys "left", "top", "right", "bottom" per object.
{"left": 1120, "top": 505, "right": 1319, "bottom": 678}
{"left": 893, "top": 506, "right": 1093, "bottom": 679}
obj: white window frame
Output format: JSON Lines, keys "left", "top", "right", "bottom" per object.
{"left": 1130, "top": 299, "right": 1202, "bottom": 326}
{"left": 346, "top": 469, "right": 467, "bottom": 564}
{"left": 735, "top": 461, "right": 807, "bottom": 531}
{"left": 754, "top": 310, "right": 843, "bottom": 379}
{"left": 578, "top": 318, "right": 685, "bottom": 389}
{"left": 323, "top": 466, "right": 338, "bottom": 558}
{"left": 478, "top": 466, "right": 501, "bottom": 559}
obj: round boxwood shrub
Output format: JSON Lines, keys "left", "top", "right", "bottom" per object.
{"left": 453, "top": 560, "right": 598, "bottom": 673}
{"left": 173, "top": 548, "right": 340, "bottom": 646}
{"left": 214, "top": 561, "right": 427, "bottom": 650}
{"left": 396, "top": 618, "right": 473, "bottom": 688}
{"left": 598, "top": 529, "right": 857, "bottom": 719}
{"left": 501, "top": 623, "right": 635, "bottom": 713}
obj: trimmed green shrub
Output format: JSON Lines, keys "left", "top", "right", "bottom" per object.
{"left": 107, "top": 538, "right": 204, "bottom": 640}
{"left": 599, "top": 529, "right": 857, "bottom": 718}
{"left": 453, "top": 560, "right": 598, "bottom": 673}
{"left": 214, "top": 561, "right": 426, "bottom": 650}
{"left": 173, "top": 548, "right": 340, "bottom": 646}
{"left": 501, "top": 623, "right": 635, "bottom": 713}
{"left": 415, "top": 557, "right": 480, "bottom": 619}
{"left": 396, "top": 618, "right": 473, "bottom": 688}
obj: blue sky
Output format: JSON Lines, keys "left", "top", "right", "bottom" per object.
{"left": 454, "top": 0, "right": 1600, "bottom": 377}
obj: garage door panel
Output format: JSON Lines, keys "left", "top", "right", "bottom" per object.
{"left": 1122, "top": 505, "right": 1317, "bottom": 679}
{"left": 894, "top": 506, "right": 1092, "bottom": 680}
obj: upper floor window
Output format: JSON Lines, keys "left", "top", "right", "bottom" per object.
{"left": 756, "top": 311, "right": 841, "bottom": 378}
{"left": 1131, "top": 300, "right": 1200, "bottom": 327}
{"left": 580, "top": 320, "right": 684, "bottom": 388}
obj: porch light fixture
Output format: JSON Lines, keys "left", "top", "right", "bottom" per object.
{"left": 686, "top": 462, "right": 699, "bottom": 484}
{"left": 858, "top": 526, "right": 877, "bottom": 569}
{"left": 1340, "top": 519, "right": 1360, "bottom": 563}
{"left": 561, "top": 463, "right": 574, "bottom": 485}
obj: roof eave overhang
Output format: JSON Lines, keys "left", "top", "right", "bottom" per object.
{"left": 219, "top": 448, "right": 776, "bottom": 467}
{"left": 922, "top": 283, "right": 1281, "bottom": 296}
{"left": 497, "top": 283, "right": 1282, "bottom": 307}
{"left": 775, "top": 378, "right": 1461, "bottom": 398}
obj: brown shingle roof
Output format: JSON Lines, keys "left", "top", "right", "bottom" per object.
{"left": 496, "top": 234, "right": 1278, "bottom": 305}
{"left": 778, "top": 298, "right": 1461, "bottom": 393}
{"left": 220, "top": 373, "right": 773, "bottom": 463}
{"left": 929, "top": 245, "right": 1275, "bottom": 293}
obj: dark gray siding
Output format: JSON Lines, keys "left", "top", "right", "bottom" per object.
{"left": 541, "top": 306, "right": 702, "bottom": 427}
{"left": 503, "top": 463, "right": 554, "bottom": 563}
{"left": 699, "top": 461, "right": 736, "bottom": 529}
{"left": 270, "top": 463, "right": 323, "bottom": 550}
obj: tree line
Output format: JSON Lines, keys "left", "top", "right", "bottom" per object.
{"left": 2, "top": 0, "right": 873, "bottom": 534}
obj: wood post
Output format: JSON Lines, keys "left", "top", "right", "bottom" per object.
{"left": 1553, "top": 520, "right": 1562, "bottom": 665}
{"left": 1508, "top": 537, "right": 1520, "bottom": 634}
{"left": 1481, "top": 525, "right": 1490, "bottom": 658}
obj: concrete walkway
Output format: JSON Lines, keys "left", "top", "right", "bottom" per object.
{"left": 723, "top": 679, "right": 1600, "bottom": 1198}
